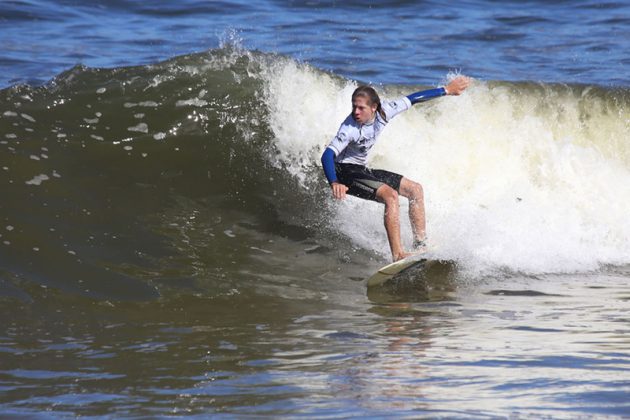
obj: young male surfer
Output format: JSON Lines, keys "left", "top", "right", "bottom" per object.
{"left": 321, "top": 76, "right": 470, "bottom": 262}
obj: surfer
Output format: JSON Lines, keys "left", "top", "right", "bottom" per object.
{"left": 321, "top": 76, "right": 470, "bottom": 261}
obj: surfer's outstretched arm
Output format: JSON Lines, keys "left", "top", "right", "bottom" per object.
{"left": 406, "top": 76, "right": 470, "bottom": 104}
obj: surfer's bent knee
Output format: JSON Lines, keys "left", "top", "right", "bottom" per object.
{"left": 376, "top": 184, "right": 399, "bottom": 205}
{"left": 400, "top": 177, "right": 423, "bottom": 199}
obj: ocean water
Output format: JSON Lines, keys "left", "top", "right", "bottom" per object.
{"left": 1, "top": 0, "right": 630, "bottom": 417}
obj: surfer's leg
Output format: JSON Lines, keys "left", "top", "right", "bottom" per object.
{"left": 376, "top": 184, "right": 409, "bottom": 262}
{"left": 339, "top": 165, "right": 409, "bottom": 261}
{"left": 399, "top": 177, "right": 426, "bottom": 247}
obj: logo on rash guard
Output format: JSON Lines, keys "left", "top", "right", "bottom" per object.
{"left": 357, "top": 137, "right": 372, "bottom": 153}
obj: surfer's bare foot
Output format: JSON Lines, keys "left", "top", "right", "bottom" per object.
{"left": 393, "top": 252, "right": 412, "bottom": 262}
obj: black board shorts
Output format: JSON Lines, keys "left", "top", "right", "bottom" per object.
{"left": 335, "top": 163, "right": 403, "bottom": 202}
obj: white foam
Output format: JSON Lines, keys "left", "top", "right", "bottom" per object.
{"left": 176, "top": 98, "right": 208, "bottom": 107}
{"left": 25, "top": 174, "right": 50, "bottom": 186}
{"left": 127, "top": 123, "right": 148, "bottom": 133}
{"left": 263, "top": 62, "right": 630, "bottom": 274}
{"left": 20, "top": 113, "right": 36, "bottom": 122}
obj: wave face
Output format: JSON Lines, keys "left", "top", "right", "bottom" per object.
{"left": 1, "top": 47, "right": 629, "bottom": 300}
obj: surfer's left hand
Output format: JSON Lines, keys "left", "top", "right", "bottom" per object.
{"left": 445, "top": 76, "right": 471, "bottom": 95}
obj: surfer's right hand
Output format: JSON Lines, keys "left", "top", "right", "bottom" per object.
{"left": 331, "top": 182, "right": 348, "bottom": 200}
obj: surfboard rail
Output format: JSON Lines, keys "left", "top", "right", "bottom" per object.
{"left": 366, "top": 254, "right": 429, "bottom": 287}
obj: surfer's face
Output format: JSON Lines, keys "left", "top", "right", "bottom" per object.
{"left": 352, "top": 96, "right": 377, "bottom": 124}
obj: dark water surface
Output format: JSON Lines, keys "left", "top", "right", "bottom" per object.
{"left": 1, "top": 0, "right": 630, "bottom": 417}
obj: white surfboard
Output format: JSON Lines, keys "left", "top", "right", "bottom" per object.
{"left": 366, "top": 254, "right": 433, "bottom": 287}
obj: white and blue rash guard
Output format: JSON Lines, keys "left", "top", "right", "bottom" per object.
{"left": 321, "top": 87, "right": 446, "bottom": 184}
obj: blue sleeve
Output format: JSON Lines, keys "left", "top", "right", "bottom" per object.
{"left": 321, "top": 147, "right": 338, "bottom": 184}
{"left": 406, "top": 87, "right": 447, "bottom": 105}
